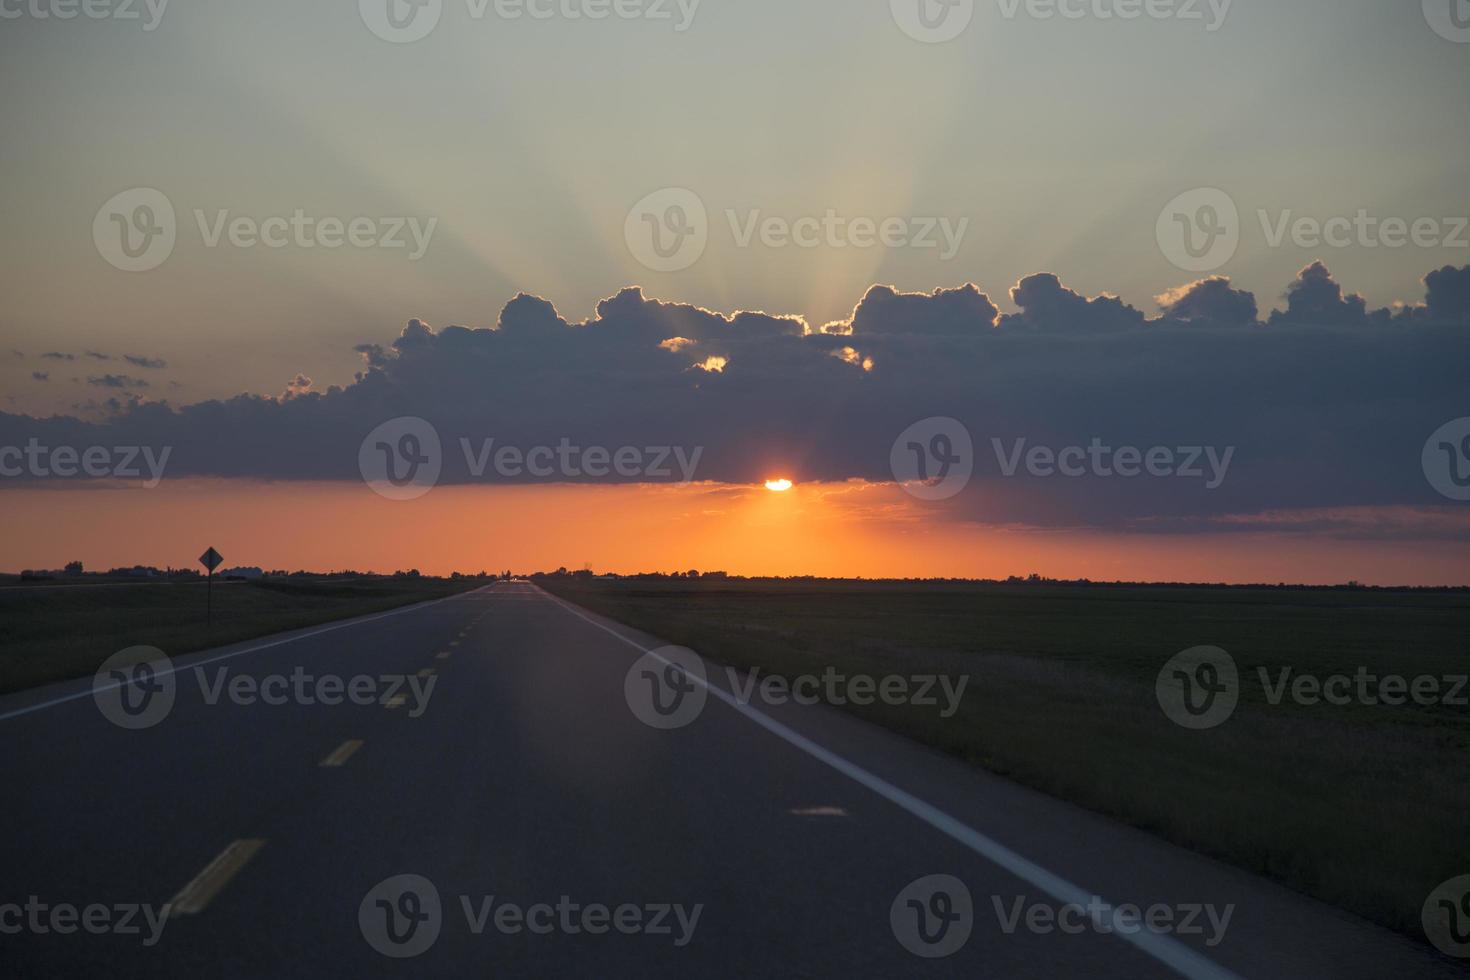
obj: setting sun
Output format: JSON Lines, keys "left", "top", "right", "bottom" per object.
{"left": 765, "top": 479, "right": 794, "bottom": 492}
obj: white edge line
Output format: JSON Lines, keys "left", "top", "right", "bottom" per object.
{"left": 539, "top": 586, "right": 1246, "bottom": 980}
{"left": 0, "top": 586, "right": 494, "bottom": 723}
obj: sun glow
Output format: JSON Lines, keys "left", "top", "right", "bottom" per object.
{"left": 765, "top": 479, "right": 794, "bottom": 492}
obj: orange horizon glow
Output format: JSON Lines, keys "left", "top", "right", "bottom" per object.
{"left": 2, "top": 479, "right": 1468, "bottom": 587}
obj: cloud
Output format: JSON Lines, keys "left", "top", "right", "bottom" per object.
{"left": 1, "top": 264, "right": 1467, "bottom": 539}
{"left": 41, "top": 352, "right": 75, "bottom": 361}
{"left": 124, "top": 355, "right": 168, "bottom": 369}
{"left": 1155, "top": 277, "right": 1258, "bottom": 328}
{"left": 86, "top": 375, "right": 150, "bottom": 390}
{"left": 31, "top": 372, "right": 49, "bottom": 382}
{"left": 1000, "top": 273, "right": 1146, "bottom": 332}
{"left": 1268, "top": 261, "right": 1389, "bottom": 327}
{"left": 839, "top": 284, "right": 999, "bottom": 336}
{"left": 85, "top": 351, "right": 111, "bottom": 361}
{"left": 1423, "top": 264, "right": 1470, "bottom": 325}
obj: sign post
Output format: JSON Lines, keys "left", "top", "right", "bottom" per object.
{"left": 199, "top": 547, "right": 223, "bottom": 632}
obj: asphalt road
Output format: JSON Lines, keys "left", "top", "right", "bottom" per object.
{"left": 1, "top": 581, "right": 1461, "bottom": 978}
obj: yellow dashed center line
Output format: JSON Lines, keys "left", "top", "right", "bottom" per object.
{"left": 384, "top": 695, "right": 407, "bottom": 710}
{"left": 417, "top": 668, "right": 436, "bottom": 678}
{"left": 319, "top": 739, "right": 364, "bottom": 768}
{"left": 436, "top": 651, "right": 452, "bottom": 660}
{"left": 167, "top": 839, "right": 266, "bottom": 917}
{"left": 789, "top": 806, "right": 850, "bottom": 818}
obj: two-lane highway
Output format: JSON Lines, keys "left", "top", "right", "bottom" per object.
{"left": 1, "top": 582, "right": 1460, "bottom": 978}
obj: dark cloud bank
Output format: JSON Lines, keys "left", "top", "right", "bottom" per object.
{"left": 4, "top": 262, "right": 1469, "bottom": 535}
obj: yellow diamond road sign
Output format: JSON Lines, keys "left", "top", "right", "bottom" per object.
{"left": 199, "top": 547, "right": 223, "bottom": 572}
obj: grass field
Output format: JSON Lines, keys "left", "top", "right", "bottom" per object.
{"left": 537, "top": 576, "right": 1470, "bottom": 941}
{"left": 0, "top": 576, "right": 481, "bottom": 694}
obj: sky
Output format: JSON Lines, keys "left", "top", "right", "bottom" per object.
{"left": 1, "top": 0, "right": 1468, "bottom": 582}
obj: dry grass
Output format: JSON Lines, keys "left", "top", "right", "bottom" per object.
{"left": 0, "top": 577, "right": 480, "bottom": 694}
{"left": 540, "top": 577, "right": 1470, "bottom": 940}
